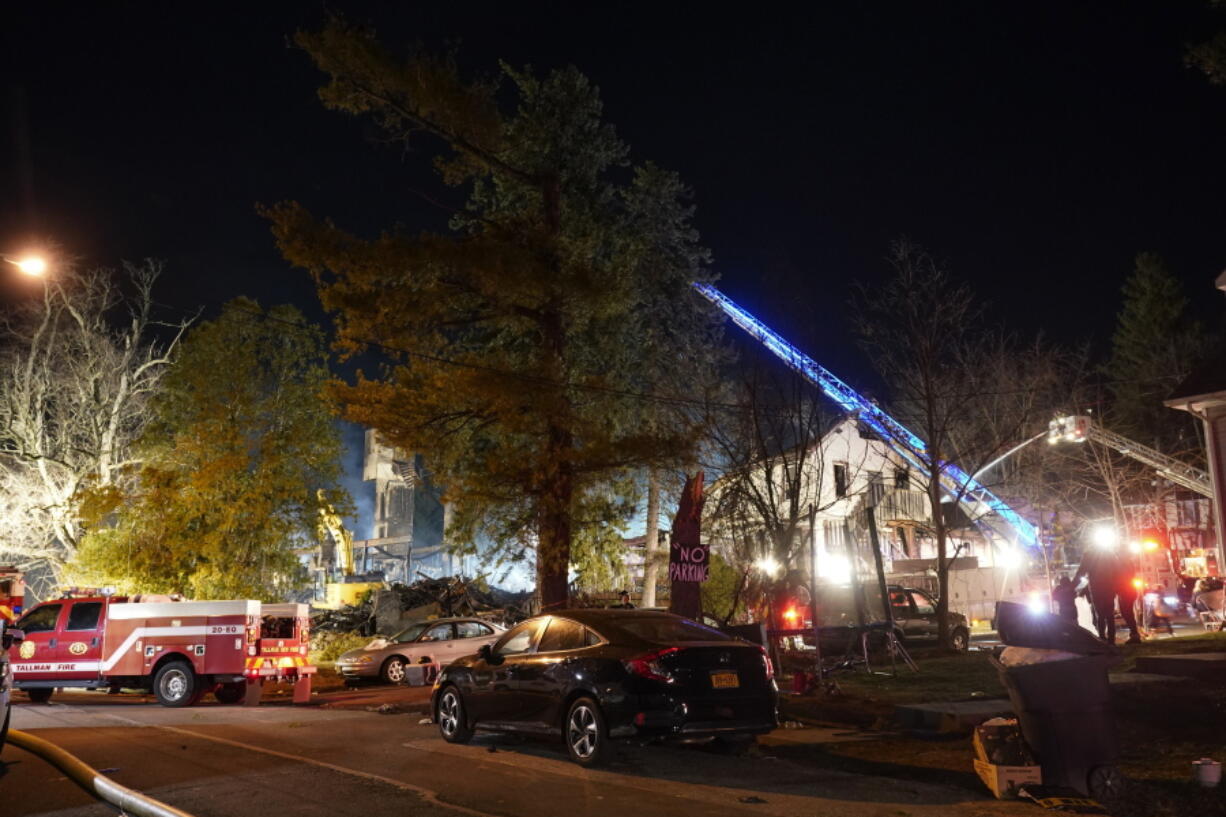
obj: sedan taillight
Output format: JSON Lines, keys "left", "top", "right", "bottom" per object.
{"left": 624, "top": 646, "right": 680, "bottom": 683}
{"left": 759, "top": 646, "right": 774, "bottom": 681}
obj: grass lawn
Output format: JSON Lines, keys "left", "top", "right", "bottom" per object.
{"left": 822, "top": 648, "right": 1006, "bottom": 704}
{"left": 1114, "top": 628, "right": 1226, "bottom": 671}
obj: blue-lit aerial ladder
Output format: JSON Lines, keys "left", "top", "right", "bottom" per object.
{"left": 693, "top": 282, "right": 1040, "bottom": 552}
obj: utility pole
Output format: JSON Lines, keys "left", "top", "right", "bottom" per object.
{"left": 807, "top": 504, "right": 823, "bottom": 682}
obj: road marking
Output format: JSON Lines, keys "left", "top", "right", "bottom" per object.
{"left": 94, "top": 713, "right": 502, "bottom": 817}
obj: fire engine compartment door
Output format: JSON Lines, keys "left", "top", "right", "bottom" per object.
{"left": 55, "top": 600, "right": 106, "bottom": 681}
{"left": 12, "top": 601, "right": 65, "bottom": 682}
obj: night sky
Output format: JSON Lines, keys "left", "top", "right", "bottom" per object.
{"left": 4, "top": 1, "right": 1226, "bottom": 385}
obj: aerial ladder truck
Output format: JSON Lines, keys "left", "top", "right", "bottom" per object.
{"left": 1049, "top": 414, "right": 1214, "bottom": 583}
{"left": 692, "top": 282, "right": 1041, "bottom": 555}
{"left": 1047, "top": 415, "right": 1211, "bottom": 498}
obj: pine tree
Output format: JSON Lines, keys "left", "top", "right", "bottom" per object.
{"left": 266, "top": 20, "right": 723, "bottom": 609}
{"left": 1105, "top": 253, "right": 1206, "bottom": 453}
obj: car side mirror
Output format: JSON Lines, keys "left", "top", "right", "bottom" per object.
{"left": 2, "top": 628, "right": 23, "bottom": 650}
{"left": 479, "top": 643, "right": 503, "bottom": 665}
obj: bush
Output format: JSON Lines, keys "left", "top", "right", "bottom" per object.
{"left": 310, "top": 631, "right": 371, "bottom": 664}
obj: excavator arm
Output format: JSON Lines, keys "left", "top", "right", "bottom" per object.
{"left": 316, "top": 489, "right": 356, "bottom": 577}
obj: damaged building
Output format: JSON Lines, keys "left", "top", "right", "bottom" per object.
{"left": 350, "top": 430, "right": 468, "bottom": 584}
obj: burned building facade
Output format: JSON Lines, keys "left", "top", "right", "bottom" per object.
{"left": 357, "top": 430, "right": 467, "bottom": 583}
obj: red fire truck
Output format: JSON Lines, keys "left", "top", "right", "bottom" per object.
{"left": 0, "top": 567, "right": 25, "bottom": 622}
{"left": 11, "top": 594, "right": 314, "bottom": 707}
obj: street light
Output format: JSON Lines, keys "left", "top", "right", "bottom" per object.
{"left": 1090, "top": 523, "right": 1119, "bottom": 550}
{"left": 2, "top": 254, "right": 48, "bottom": 277}
{"left": 999, "top": 547, "right": 1024, "bottom": 570}
{"left": 754, "top": 556, "right": 780, "bottom": 577}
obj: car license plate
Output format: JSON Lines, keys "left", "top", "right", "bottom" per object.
{"left": 710, "top": 670, "right": 739, "bottom": 689}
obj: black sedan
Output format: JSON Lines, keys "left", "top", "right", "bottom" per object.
{"left": 431, "top": 609, "right": 778, "bottom": 765}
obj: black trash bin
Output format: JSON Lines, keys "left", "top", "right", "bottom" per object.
{"left": 991, "top": 602, "right": 1123, "bottom": 799}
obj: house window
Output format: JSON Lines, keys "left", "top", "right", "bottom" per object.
{"left": 833, "top": 463, "right": 848, "bottom": 497}
{"left": 895, "top": 468, "right": 909, "bottom": 490}
{"left": 1177, "top": 500, "right": 1200, "bottom": 527}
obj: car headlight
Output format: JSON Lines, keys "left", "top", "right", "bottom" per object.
{"left": 357, "top": 655, "right": 373, "bottom": 664}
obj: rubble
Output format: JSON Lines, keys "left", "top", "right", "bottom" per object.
{"left": 311, "top": 575, "right": 533, "bottom": 639}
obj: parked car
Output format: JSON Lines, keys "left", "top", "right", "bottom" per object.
{"left": 813, "top": 585, "right": 970, "bottom": 653}
{"left": 1, "top": 620, "right": 23, "bottom": 755}
{"left": 887, "top": 586, "right": 971, "bottom": 650}
{"left": 431, "top": 609, "right": 778, "bottom": 766}
{"left": 336, "top": 617, "right": 504, "bottom": 684}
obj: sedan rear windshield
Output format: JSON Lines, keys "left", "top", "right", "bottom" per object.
{"left": 608, "top": 616, "right": 731, "bottom": 644}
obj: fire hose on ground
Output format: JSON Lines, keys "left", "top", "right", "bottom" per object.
{"left": 9, "top": 728, "right": 197, "bottom": 817}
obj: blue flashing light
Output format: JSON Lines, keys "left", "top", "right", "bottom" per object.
{"left": 694, "top": 282, "right": 1039, "bottom": 550}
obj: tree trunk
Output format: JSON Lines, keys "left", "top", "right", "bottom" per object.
{"left": 535, "top": 285, "right": 572, "bottom": 611}
{"left": 668, "top": 472, "right": 705, "bottom": 620}
{"left": 641, "top": 467, "right": 660, "bottom": 608}
{"left": 537, "top": 423, "right": 574, "bottom": 611}
{"left": 929, "top": 477, "right": 952, "bottom": 647}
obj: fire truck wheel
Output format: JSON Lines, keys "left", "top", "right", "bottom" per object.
{"left": 381, "top": 656, "right": 407, "bottom": 685}
{"left": 26, "top": 688, "right": 53, "bottom": 704}
{"left": 214, "top": 682, "right": 245, "bottom": 704}
{"left": 153, "top": 660, "right": 199, "bottom": 707}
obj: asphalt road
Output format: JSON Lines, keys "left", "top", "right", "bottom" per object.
{"left": 3, "top": 688, "right": 1034, "bottom": 817}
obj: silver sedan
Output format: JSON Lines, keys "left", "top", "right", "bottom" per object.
{"left": 335, "top": 618, "right": 504, "bottom": 684}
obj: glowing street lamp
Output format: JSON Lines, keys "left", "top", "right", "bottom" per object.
{"left": 1090, "top": 523, "right": 1119, "bottom": 550}
{"left": 755, "top": 556, "right": 780, "bottom": 577}
{"left": 998, "top": 547, "right": 1024, "bottom": 570}
{"left": 2, "top": 254, "right": 48, "bottom": 277}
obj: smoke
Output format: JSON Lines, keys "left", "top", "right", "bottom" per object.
{"left": 337, "top": 420, "right": 374, "bottom": 539}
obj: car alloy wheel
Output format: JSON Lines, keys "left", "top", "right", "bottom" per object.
{"left": 436, "top": 687, "right": 472, "bottom": 744}
{"left": 568, "top": 704, "right": 599, "bottom": 759}
{"left": 564, "top": 697, "right": 611, "bottom": 765}
{"left": 383, "top": 657, "right": 406, "bottom": 684}
{"left": 439, "top": 690, "right": 461, "bottom": 737}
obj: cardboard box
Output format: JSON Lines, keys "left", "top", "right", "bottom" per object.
{"left": 973, "top": 718, "right": 1034, "bottom": 765}
{"left": 974, "top": 758, "right": 1043, "bottom": 799}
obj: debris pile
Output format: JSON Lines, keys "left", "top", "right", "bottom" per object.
{"left": 312, "top": 575, "right": 533, "bottom": 638}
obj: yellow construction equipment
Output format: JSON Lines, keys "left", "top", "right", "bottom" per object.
{"left": 316, "top": 490, "right": 385, "bottom": 609}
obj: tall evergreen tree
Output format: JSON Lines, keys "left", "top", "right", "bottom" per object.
{"left": 1187, "top": 1, "right": 1226, "bottom": 86}
{"left": 1105, "top": 252, "right": 1206, "bottom": 453}
{"left": 267, "top": 21, "right": 723, "bottom": 609}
